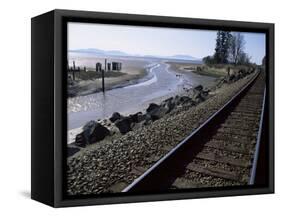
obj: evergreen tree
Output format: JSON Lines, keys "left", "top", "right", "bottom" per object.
{"left": 221, "top": 31, "right": 232, "bottom": 63}
{"left": 202, "top": 55, "right": 215, "bottom": 65}
{"left": 213, "top": 31, "right": 232, "bottom": 64}
{"left": 214, "top": 31, "right": 222, "bottom": 63}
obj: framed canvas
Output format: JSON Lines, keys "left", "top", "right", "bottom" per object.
{"left": 31, "top": 9, "right": 274, "bottom": 207}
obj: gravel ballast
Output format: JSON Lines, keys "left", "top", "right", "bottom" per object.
{"left": 67, "top": 73, "right": 256, "bottom": 195}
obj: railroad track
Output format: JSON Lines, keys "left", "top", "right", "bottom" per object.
{"left": 122, "top": 70, "right": 266, "bottom": 192}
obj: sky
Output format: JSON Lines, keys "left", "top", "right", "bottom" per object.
{"left": 68, "top": 22, "right": 266, "bottom": 64}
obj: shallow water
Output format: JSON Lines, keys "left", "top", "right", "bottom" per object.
{"left": 68, "top": 61, "right": 216, "bottom": 130}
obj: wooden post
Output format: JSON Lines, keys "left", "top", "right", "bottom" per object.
{"left": 72, "top": 70, "right": 75, "bottom": 81}
{"left": 78, "top": 66, "right": 80, "bottom": 79}
{"left": 227, "top": 67, "right": 230, "bottom": 83}
{"left": 72, "top": 61, "right": 76, "bottom": 80}
{"left": 102, "top": 69, "right": 105, "bottom": 93}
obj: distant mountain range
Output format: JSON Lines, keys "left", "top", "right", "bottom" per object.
{"left": 69, "top": 48, "right": 201, "bottom": 61}
{"left": 169, "top": 54, "right": 200, "bottom": 61}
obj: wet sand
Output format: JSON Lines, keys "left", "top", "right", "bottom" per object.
{"left": 67, "top": 61, "right": 218, "bottom": 145}
{"left": 67, "top": 62, "right": 217, "bottom": 130}
{"left": 68, "top": 60, "right": 152, "bottom": 97}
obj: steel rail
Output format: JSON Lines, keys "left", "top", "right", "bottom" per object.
{"left": 122, "top": 71, "right": 262, "bottom": 193}
{"left": 249, "top": 87, "right": 266, "bottom": 185}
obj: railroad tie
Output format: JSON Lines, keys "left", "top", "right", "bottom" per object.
{"left": 186, "top": 162, "right": 240, "bottom": 182}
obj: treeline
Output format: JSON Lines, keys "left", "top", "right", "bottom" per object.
{"left": 203, "top": 31, "right": 251, "bottom": 65}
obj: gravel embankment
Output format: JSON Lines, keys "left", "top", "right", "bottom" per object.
{"left": 67, "top": 73, "right": 256, "bottom": 195}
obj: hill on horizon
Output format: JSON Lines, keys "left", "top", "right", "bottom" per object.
{"left": 69, "top": 48, "right": 201, "bottom": 61}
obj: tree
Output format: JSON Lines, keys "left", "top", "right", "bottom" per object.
{"left": 229, "top": 33, "right": 245, "bottom": 65}
{"left": 205, "top": 31, "right": 251, "bottom": 66}
{"left": 237, "top": 52, "right": 251, "bottom": 65}
{"left": 214, "top": 31, "right": 232, "bottom": 64}
{"left": 214, "top": 31, "right": 223, "bottom": 63}
{"left": 221, "top": 31, "right": 232, "bottom": 63}
{"left": 202, "top": 55, "right": 215, "bottom": 65}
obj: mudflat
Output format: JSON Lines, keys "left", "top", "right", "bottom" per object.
{"left": 68, "top": 57, "right": 150, "bottom": 97}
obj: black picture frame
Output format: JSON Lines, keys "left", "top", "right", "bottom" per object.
{"left": 31, "top": 9, "right": 274, "bottom": 207}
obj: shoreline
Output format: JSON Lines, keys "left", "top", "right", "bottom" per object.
{"left": 167, "top": 61, "right": 225, "bottom": 78}
{"left": 67, "top": 70, "right": 257, "bottom": 195}
{"left": 67, "top": 83, "right": 186, "bottom": 145}
{"left": 107, "top": 63, "right": 158, "bottom": 90}
{"left": 68, "top": 63, "right": 154, "bottom": 98}
{"left": 67, "top": 61, "right": 218, "bottom": 140}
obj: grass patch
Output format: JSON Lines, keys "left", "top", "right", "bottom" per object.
{"left": 193, "top": 64, "right": 255, "bottom": 78}
{"left": 192, "top": 69, "right": 225, "bottom": 77}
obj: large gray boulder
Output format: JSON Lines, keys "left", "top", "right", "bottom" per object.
{"left": 173, "top": 95, "right": 192, "bottom": 106}
{"left": 187, "top": 89, "right": 201, "bottom": 100}
{"left": 146, "top": 103, "right": 160, "bottom": 113}
{"left": 143, "top": 114, "right": 153, "bottom": 125}
{"left": 149, "top": 106, "right": 168, "bottom": 121}
{"left": 129, "top": 112, "right": 144, "bottom": 123}
{"left": 187, "top": 86, "right": 207, "bottom": 103}
{"left": 115, "top": 117, "right": 132, "bottom": 134}
{"left": 75, "top": 120, "right": 110, "bottom": 147}
{"left": 109, "top": 112, "right": 123, "bottom": 123}
{"left": 146, "top": 102, "right": 169, "bottom": 121}
{"left": 163, "top": 97, "right": 173, "bottom": 102}
{"left": 173, "top": 95, "right": 181, "bottom": 105}
{"left": 194, "top": 85, "right": 203, "bottom": 91}
{"left": 75, "top": 133, "right": 86, "bottom": 147}
{"left": 178, "top": 96, "right": 192, "bottom": 105}
{"left": 161, "top": 97, "right": 175, "bottom": 113}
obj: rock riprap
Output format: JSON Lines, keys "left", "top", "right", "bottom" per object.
{"left": 75, "top": 120, "right": 110, "bottom": 147}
